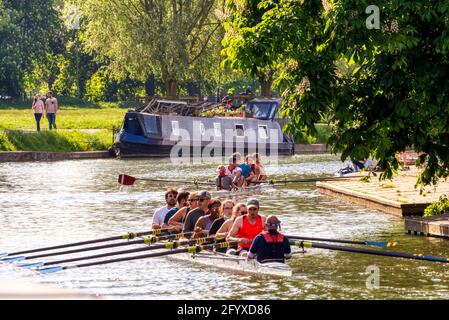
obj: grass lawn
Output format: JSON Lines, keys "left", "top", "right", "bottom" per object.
{"left": 0, "top": 97, "right": 131, "bottom": 152}
{"left": 0, "top": 98, "right": 128, "bottom": 130}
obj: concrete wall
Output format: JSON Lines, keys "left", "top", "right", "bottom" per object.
{"left": 0, "top": 151, "right": 112, "bottom": 162}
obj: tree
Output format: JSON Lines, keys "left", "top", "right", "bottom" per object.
{"left": 224, "top": 0, "right": 449, "bottom": 185}
{"left": 79, "top": 0, "right": 224, "bottom": 97}
{"left": 222, "top": 0, "right": 282, "bottom": 96}
{"left": 0, "top": 0, "right": 60, "bottom": 98}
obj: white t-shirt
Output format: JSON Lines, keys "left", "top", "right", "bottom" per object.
{"left": 152, "top": 206, "right": 170, "bottom": 226}
{"left": 225, "top": 165, "right": 242, "bottom": 179}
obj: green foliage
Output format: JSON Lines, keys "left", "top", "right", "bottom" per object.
{"left": 223, "top": 0, "right": 449, "bottom": 186}
{"left": 79, "top": 0, "right": 223, "bottom": 96}
{"left": 0, "top": 0, "right": 60, "bottom": 97}
{"left": 295, "top": 123, "right": 331, "bottom": 144}
{"left": 423, "top": 195, "right": 449, "bottom": 217}
{"left": 85, "top": 70, "right": 106, "bottom": 102}
{"left": 222, "top": 0, "right": 280, "bottom": 95}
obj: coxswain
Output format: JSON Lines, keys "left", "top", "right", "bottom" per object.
{"left": 247, "top": 215, "right": 292, "bottom": 263}
{"left": 226, "top": 198, "right": 266, "bottom": 255}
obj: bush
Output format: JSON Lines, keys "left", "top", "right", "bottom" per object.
{"left": 423, "top": 195, "right": 449, "bottom": 217}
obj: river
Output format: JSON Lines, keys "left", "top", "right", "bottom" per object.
{"left": 1, "top": 154, "right": 448, "bottom": 299}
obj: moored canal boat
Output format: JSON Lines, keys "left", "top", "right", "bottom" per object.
{"left": 112, "top": 98, "right": 294, "bottom": 159}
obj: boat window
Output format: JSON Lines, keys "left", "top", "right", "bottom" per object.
{"left": 172, "top": 121, "right": 180, "bottom": 136}
{"left": 235, "top": 124, "right": 245, "bottom": 137}
{"left": 124, "top": 115, "right": 144, "bottom": 136}
{"left": 258, "top": 125, "right": 268, "bottom": 139}
{"left": 143, "top": 116, "right": 160, "bottom": 136}
{"left": 250, "top": 103, "right": 278, "bottom": 120}
{"left": 214, "top": 123, "right": 221, "bottom": 137}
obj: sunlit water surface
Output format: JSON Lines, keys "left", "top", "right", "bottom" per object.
{"left": 1, "top": 155, "right": 449, "bottom": 299}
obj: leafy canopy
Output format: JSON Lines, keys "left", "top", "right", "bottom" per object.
{"left": 223, "top": 0, "right": 449, "bottom": 185}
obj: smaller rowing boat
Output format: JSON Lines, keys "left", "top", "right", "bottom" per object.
{"left": 167, "top": 249, "right": 292, "bottom": 277}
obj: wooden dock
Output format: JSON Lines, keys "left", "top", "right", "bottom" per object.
{"left": 316, "top": 168, "right": 449, "bottom": 217}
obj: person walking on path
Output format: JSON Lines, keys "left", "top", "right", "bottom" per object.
{"left": 45, "top": 91, "right": 59, "bottom": 130}
{"left": 32, "top": 94, "right": 44, "bottom": 131}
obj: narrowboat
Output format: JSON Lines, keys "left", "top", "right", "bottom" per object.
{"left": 111, "top": 98, "right": 294, "bottom": 159}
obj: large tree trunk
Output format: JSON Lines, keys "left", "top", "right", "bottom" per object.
{"left": 259, "top": 71, "right": 274, "bottom": 97}
{"left": 145, "top": 74, "right": 155, "bottom": 98}
{"left": 165, "top": 78, "right": 178, "bottom": 98}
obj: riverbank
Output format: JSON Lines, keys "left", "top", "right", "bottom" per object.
{"left": 0, "top": 151, "right": 111, "bottom": 162}
{"left": 316, "top": 168, "right": 449, "bottom": 217}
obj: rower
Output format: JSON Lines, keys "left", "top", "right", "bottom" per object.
{"left": 182, "top": 190, "right": 211, "bottom": 234}
{"left": 163, "top": 191, "right": 190, "bottom": 225}
{"left": 215, "top": 153, "right": 242, "bottom": 191}
{"left": 248, "top": 215, "right": 292, "bottom": 263}
{"left": 226, "top": 198, "right": 266, "bottom": 255}
{"left": 208, "top": 199, "right": 235, "bottom": 236}
{"left": 151, "top": 188, "right": 178, "bottom": 229}
{"left": 194, "top": 198, "right": 222, "bottom": 237}
{"left": 168, "top": 192, "right": 198, "bottom": 231}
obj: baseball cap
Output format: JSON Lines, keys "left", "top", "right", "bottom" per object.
{"left": 198, "top": 190, "right": 211, "bottom": 199}
{"left": 246, "top": 198, "right": 259, "bottom": 208}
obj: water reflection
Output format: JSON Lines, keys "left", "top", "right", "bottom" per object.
{"left": 1, "top": 155, "right": 449, "bottom": 299}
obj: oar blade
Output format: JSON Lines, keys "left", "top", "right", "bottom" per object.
{"left": 365, "top": 241, "right": 398, "bottom": 248}
{"left": 1, "top": 256, "right": 26, "bottom": 263}
{"left": 38, "top": 266, "right": 64, "bottom": 274}
{"left": 19, "top": 262, "right": 45, "bottom": 269}
{"left": 118, "top": 174, "right": 136, "bottom": 186}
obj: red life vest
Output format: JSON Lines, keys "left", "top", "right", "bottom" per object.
{"left": 262, "top": 231, "right": 284, "bottom": 244}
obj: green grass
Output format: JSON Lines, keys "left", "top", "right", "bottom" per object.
{"left": 295, "top": 123, "right": 331, "bottom": 144}
{"left": 0, "top": 130, "right": 114, "bottom": 152}
{"left": 0, "top": 97, "right": 128, "bottom": 130}
{"left": 0, "top": 97, "right": 127, "bottom": 151}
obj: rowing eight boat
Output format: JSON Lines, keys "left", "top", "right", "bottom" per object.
{"left": 167, "top": 249, "right": 292, "bottom": 277}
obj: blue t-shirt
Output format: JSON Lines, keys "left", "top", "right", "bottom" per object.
{"left": 163, "top": 207, "right": 179, "bottom": 224}
{"left": 249, "top": 231, "right": 291, "bottom": 263}
{"left": 239, "top": 163, "right": 252, "bottom": 178}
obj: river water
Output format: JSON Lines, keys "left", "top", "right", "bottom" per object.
{"left": 1, "top": 155, "right": 448, "bottom": 300}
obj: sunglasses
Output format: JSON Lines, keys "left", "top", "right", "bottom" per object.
{"left": 248, "top": 207, "right": 258, "bottom": 211}
{"left": 240, "top": 211, "right": 248, "bottom": 214}
{"left": 199, "top": 198, "right": 208, "bottom": 202}
{"left": 188, "top": 199, "right": 199, "bottom": 202}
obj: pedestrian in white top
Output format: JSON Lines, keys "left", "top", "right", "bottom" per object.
{"left": 152, "top": 188, "right": 178, "bottom": 229}
{"left": 32, "top": 94, "right": 44, "bottom": 131}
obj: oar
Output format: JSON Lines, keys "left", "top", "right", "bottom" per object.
{"left": 253, "top": 175, "right": 363, "bottom": 185}
{"left": 286, "top": 235, "right": 397, "bottom": 248}
{"left": 0, "top": 228, "right": 177, "bottom": 258}
{"left": 38, "top": 241, "right": 238, "bottom": 274}
{"left": 19, "top": 236, "right": 213, "bottom": 269}
{"left": 292, "top": 240, "right": 449, "bottom": 263}
{"left": 3, "top": 232, "right": 193, "bottom": 264}
{"left": 118, "top": 174, "right": 215, "bottom": 186}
